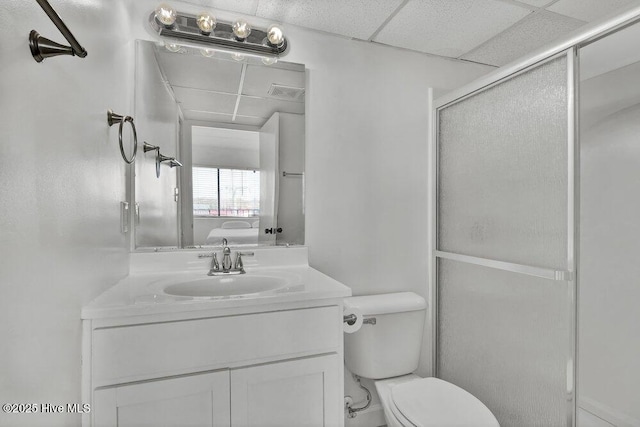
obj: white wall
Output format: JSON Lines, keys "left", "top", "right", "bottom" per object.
{"left": 580, "top": 105, "right": 640, "bottom": 425}
{"left": 0, "top": 1, "right": 132, "bottom": 426}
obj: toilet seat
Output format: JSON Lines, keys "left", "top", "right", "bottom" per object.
{"left": 390, "top": 377, "right": 499, "bottom": 427}
{"left": 388, "top": 397, "right": 418, "bottom": 427}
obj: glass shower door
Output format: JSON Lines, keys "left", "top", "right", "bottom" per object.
{"left": 434, "top": 51, "right": 576, "bottom": 427}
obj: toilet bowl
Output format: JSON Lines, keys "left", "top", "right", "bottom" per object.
{"left": 375, "top": 374, "right": 499, "bottom": 427}
{"left": 344, "top": 293, "right": 499, "bottom": 427}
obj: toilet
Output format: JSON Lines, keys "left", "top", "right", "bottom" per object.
{"left": 344, "top": 292, "right": 499, "bottom": 427}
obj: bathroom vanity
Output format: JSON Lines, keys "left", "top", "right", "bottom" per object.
{"left": 81, "top": 247, "right": 350, "bottom": 427}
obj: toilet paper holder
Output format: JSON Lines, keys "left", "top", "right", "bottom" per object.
{"left": 343, "top": 314, "right": 376, "bottom": 326}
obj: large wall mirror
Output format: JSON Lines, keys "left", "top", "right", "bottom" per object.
{"left": 132, "top": 40, "right": 305, "bottom": 250}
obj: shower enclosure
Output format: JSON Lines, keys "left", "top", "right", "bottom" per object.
{"left": 431, "top": 6, "right": 640, "bottom": 427}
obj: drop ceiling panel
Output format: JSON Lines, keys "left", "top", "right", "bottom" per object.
{"left": 374, "top": 0, "right": 532, "bottom": 58}
{"left": 181, "top": 0, "right": 259, "bottom": 15}
{"left": 255, "top": 0, "right": 405, "bottom": 40}
{"left": 157, "top": 50, "right": 243, "bottom": 93}
{"left": 173, "top": 87, "right": 238, "bottom": 114}
{"left": 242, "top": 64, "right": 305, "bottom": 97}
{"left": 462, "top": 11, "right": 585, "bottom": 66}
{"left": 547, "top": 0, "right": 639, "bottom": 22}
{"left": 236, "top": 96, "right": 304, "bottom": 117}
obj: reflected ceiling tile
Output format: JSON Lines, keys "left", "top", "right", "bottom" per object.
{"left": 234, "top": 115, "right": 268, "bottom": 127}
{"left": 179, "top": 0, "right": 259, "bottom": 15}
{"left": 547, "top": 0, "right": 639, "bottom": 22}
{"left": 374, "top": 0, "right": 531, "bottom": 58}
{"left": 173, "top": 87, "right": 238, "bottom": 115}
{"left": 461, "top": 11, "right": 585, "bottom": 66}
{"left": 242, "top": 64, "right": 305, "bottom": 97}
{"left": 236, "top": 96, "right": 304, "bottom": 118}
{"left": 515, "top": 0, "right": 554, "bottom": 6}
{"left": 184, "top": 110, "right": 235, "bottom": 123}
{"left": 256, "top": 0, "right": 405, "bottom": 40}
{"left": 156, "top": 50, "right": 243, "bottom": 93}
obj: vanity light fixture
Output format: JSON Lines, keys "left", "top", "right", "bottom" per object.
{"left": 29, "top": 0, "right": 88, "bottom": 63}
{"left": 196, "top": 12, "right": 216, "bottom": 35}
{"left": 155, "top": 3, "right": 177, "bottom": 27}
{"left": 150, "top": 3, "right": 289, "bottom": 60}
{"left": 232, "top": 19, "right": 252, "bottom": 41}
{"left": 266, "top": 25, "right": 284, "bottom": 47}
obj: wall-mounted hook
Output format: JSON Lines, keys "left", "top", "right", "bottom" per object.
{"left": 159, "top": 154, "right": 183, "bottom": 168}
{"left": 143, "top": 142, "right": 159, "bottom": 153}
{"left": 143, "top": 142, "right": 161, "bottom": 177}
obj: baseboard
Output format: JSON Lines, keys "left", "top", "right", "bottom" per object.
{"left": 345, "top": 403, "right": 386, "bottom": 427}
{"left": 580, "top": 397, "right": 640, "bottom": 427}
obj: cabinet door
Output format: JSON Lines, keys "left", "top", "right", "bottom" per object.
{"left": 231, "top": 354, "right": 342, "bottom": 427}
{"left": 93, "top": 370, "right": 230, "bottom": 427}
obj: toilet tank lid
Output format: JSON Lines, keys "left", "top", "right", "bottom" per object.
{"left": 344, "top": 292, "right": 426, "bottom": 316}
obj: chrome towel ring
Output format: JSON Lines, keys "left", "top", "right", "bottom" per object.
{"left": 107, "top": 109, "right": 138, "bottom": 164}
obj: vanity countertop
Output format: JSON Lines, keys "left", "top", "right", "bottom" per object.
{"left": 82, "top": 247, "right": 351, "bottom": 320}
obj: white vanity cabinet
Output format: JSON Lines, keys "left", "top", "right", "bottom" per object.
{"left": 231, "top": 354, "right": 341, "bottom": 427}
{"left": 93, "top": 370, "right": 231, "bottom": 426}
{"left": 83, "top": 303, "right": 345, "bottom": 427}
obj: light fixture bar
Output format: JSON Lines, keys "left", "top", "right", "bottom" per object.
{"left": 149, "top": 12, "right": 288, "bottom": 58}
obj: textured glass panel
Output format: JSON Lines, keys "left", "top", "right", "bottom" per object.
{"left": 437, "top": 259, "right": 571, "bottom": 427}
{"left": 438, "top": 57, "right": 568, "bottom": 269}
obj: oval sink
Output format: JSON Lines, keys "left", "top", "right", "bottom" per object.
{"left": 163, "top": 275, "right": 288, "bottom": 298}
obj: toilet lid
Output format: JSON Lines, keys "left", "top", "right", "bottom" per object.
{"left": 391, "top": 378, "right": 499, "bottom": 427}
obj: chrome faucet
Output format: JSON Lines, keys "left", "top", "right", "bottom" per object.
{"left": 207, "top": 239, "right": 254, "bottom": 276}
{"left": 221, "top": 238, "right": 233, "bottom": 272}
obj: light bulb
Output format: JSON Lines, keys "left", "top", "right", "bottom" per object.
{"left": 232, "top": 19, "right": 251, "bottom": 40}
{"left": 232, "top": 53, "right": 245, "bottom": 62}
{"left": 267, "top": 25, "right": 284, "bottom": 46}
{"left": 155, "top": 3, "right": 177, "bottom": 27}
{"left": 201, "top": 48, "right": 215, "bottom": 58}
{"left": 261, "top": 56, "right": 277, "bottom": 65}
{"left": 196, "top": 12, "right": 216, "bottom": 34}
{"left": 165, "top": 43, "right": 181, "bottom": 53}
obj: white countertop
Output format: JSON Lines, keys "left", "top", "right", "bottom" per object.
{"left": 82, "top": 247, "right": 351, "bottom": 320}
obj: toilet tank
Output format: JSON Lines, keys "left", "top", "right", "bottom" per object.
{"left": 344, "top": 292, "right": 427, "bottom": 379}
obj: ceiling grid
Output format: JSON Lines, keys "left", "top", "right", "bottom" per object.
{"left": 181, "top": 0, "right": 640, "bottom": 67}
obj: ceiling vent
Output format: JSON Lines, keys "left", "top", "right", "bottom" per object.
{"left": 268, "top": 84, "right": 305, "bottom": 101}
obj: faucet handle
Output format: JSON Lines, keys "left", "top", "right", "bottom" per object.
{"left": 211, "top": 253, "right": 219, "bottom": 271}
{"left": 222, "top": 238, "right": 228, "bottom": 247}
{"left": 234, "top": 251, "right": 254, "bottom": 270}
{"left": 234, "top": 252, "right": 243, "bottom": 270}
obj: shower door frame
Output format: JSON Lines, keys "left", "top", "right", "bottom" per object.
{"left": 428, "top": 6, "right": 640, "bottom": 427}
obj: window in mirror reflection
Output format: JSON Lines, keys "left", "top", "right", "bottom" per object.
{"left": 193, "top": 166, "right": 260, "bottom": 218}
